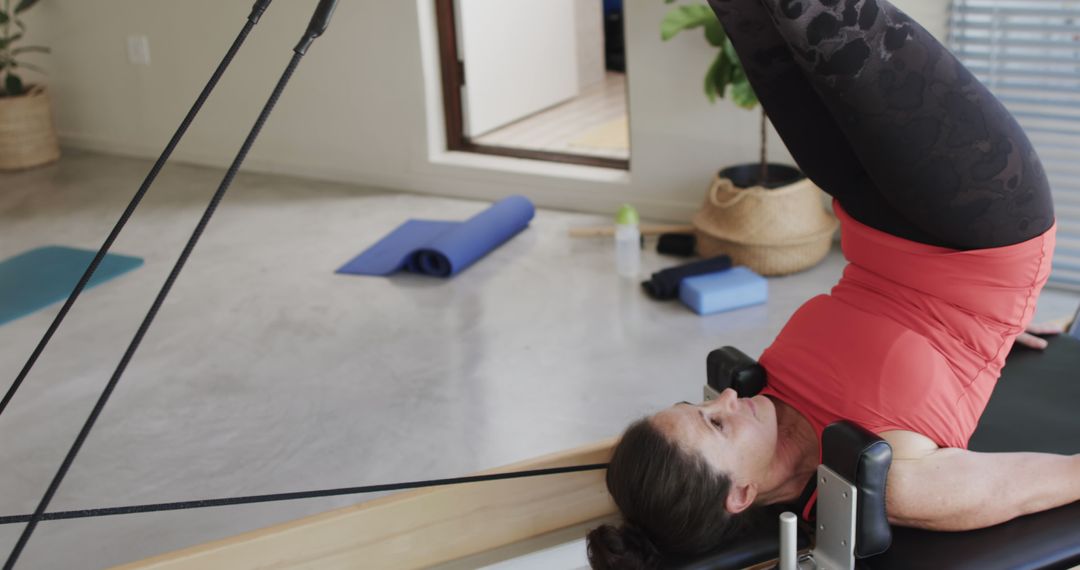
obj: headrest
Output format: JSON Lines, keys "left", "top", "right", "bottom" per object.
{"left": 706, "top": 346, "right": 767, "bottom": 397}
{"left": 822, "top": 421, "right": 893, "bottom": 558}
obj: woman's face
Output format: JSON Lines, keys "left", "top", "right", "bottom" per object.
{"left": 651, "top": 388, "right": 779, "bottom": 492}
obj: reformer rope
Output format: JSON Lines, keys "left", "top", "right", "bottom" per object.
{"left": 0, "top": 0, "right": 272, "bottom": 420}
{"left": 3, "top": 45, "right": 306, "bottom": 570}
{"left": 0, "top": 463, "right": 609, "bottom": 525}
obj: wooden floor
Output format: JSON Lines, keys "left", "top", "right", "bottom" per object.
{"left": 472, "top": 72, "right": 629, "bottom": 161}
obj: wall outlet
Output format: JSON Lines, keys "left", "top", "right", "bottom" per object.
{"left": 127, "top": 35, "right": 151, "bottom": 65}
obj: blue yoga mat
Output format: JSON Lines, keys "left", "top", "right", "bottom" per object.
{"left": 337, "top": 195, "right": 535, "bottom": 277}
{"left": 0, "top": 246, "right": 144, "bottom": 326}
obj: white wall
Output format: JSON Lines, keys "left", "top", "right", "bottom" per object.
{"left": 458, "top": 0, "right": 579, "bottom": 137}
{"left": 896, "top": 0, "right": 949, "bottom": 41}
{"left": 21, "top": 0, "right": 946, "bottom": 222}
{"left": 574, "top": 0, "right": 606, "bottom": 91}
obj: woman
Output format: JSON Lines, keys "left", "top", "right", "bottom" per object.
{"left": 586, "top": 0, "right": 1080, "bottom": 567}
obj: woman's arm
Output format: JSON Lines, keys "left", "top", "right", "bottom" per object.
{"left": 885, "top": 449, "right": 1080, "bottom": 531}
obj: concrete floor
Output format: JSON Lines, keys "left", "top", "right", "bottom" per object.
{"left": 1, "top": 151, "right": 1078, "bottom": 569}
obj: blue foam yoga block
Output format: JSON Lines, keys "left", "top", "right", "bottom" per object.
{"left": 679, "top": 266, "right": 767, "bottom": 315}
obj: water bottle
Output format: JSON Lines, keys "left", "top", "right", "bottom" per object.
{"left": 615, "top": 204, "right": 641, "bottom": 278}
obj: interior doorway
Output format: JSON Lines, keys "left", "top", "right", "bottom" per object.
{"left": 436, "top": 0, "right": 630, "bottom": 169}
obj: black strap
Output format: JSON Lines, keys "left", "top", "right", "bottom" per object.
{"left": 0, "top": 463, "right": 608, "bottom": 525}
{"left": 0, "top": 2, "right": 270, "bottom": 421}
{"left": 794, "top": 472, "right": 818, "bottom": 522}
{"left": 3, "top": 41, "right": 309, "bottom": 570}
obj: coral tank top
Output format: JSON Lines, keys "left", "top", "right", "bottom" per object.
{"left": 760, "top": 200, "right": 1056, "bottom": 449}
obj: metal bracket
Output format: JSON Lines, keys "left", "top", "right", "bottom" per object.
{"left": 776, "top": 464, "right": 858, "bottom": 570}
{"left": 810, "top": 465, "right": 858, "bottom": 570}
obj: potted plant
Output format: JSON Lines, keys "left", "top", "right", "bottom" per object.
{"left": 661, "top": 0, "right": 837, "bottom": 276}
{"left": 0, "top": 0, "right": 59, "bottom": 170}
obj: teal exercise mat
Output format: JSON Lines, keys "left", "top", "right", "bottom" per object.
{"left": 0, "top": 246, "right": 144, "bottom": 326}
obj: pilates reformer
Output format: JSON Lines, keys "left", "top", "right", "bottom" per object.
{"left": 92, "top": 329, "right": 1076, "bottom": 570}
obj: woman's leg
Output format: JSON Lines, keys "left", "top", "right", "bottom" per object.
{"left": 705, "top": 0, "right": 939, "bottom": 246}
{"left": 707, "top": 0, "right": 1055, "bottom": 249}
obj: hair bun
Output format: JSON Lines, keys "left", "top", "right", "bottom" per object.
{"left": 586, "top": 523, "right": 662, "bottom": 569}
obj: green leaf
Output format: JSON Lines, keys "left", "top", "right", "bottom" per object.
{"left": 704, "top": 52, "right": 734, "bottom": 103}
{"left": 660, "top": 5, "right": 717, "bottom": 41}
{"left": 12, "top": 45, "right": 49, "bottom": 55}
{"left": 704, "top": 54, "right": 721, "bottom": 103}
{"left": 703, "top": 17, "right": 726, "bottom": 47}
{"left": 5, "top": 72, "right": 23, "bottom": 96}
{"left": 722, "top": 37, "right": 740, "bottom": 66}
{"left": 0, "top": 32, "right": 24, "bottom": 50}
{"left": 15, "top": 60, "right": 43, "bottom": 73}
{"left": 731, "top": 76, "right": 759, "bottom": 109}
{"left": 14, "top": 0, "right": 40, "bottom": 14}
{"left": 718, "top": 54, "right": 735, "bottom": 90}
{"left": 660, "top": 1, "right": 760, "bottom": 110}
{"left": 0, "top": 11, "right": 9, "bottom": 24}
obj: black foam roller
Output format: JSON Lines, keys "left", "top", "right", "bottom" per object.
{"left": 657, "top": 233, "right": 696, "bottom": 257}
{"left": 641, "top": 255, "right": 733, "bottom": 300}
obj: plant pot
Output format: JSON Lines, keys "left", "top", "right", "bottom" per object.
{"left": 719, "top": 162, "right": 804, "bottom": 190}
{"left": 0, "top": 85, "right": 61, "bottom": 171}
{"left": 693, "top": 166, "right": 838, "bottom": 276}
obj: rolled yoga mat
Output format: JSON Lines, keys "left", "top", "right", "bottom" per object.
{"left": 641, "top": 255, "right": 733, "bottom": 300}
{"left": 337, "top": 195, "right": 535, "bottom": 278}
{"left": 0, "top": 246, "right": 144, "bottom": 326}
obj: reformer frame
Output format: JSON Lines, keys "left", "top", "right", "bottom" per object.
{"left": 115, "top": 323, "right": 1080, "bottom": 570}
{"left": 113, "top": 440, "right": 617, "bottom": 569}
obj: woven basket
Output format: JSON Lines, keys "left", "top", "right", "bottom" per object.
{"left": 0, "top": 85, "right": 61, "bottom": 171}
{"left": 692, "top": 174, "right": 838, "bottom": 276}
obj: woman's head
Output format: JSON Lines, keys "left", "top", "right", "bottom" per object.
{"left": 586, "top": 389, "right": 780, "bottom": 569}
{"left": 654, "top": 390, "right": 781, "bottom": 510}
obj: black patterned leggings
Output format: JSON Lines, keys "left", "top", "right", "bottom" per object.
{"left": 706, "top": 0, "right": 1055, "bottom": 250}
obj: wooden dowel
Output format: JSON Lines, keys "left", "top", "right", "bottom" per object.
{"left": 568, "top": 224, "right": 695, "bottom": 238}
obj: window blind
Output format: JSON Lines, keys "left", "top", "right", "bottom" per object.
{"left": 949, "top": 0, "right": 1080, "bottom": 290}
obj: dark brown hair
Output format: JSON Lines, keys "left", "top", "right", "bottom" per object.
{"left": 585, "top": 417, "right": 755, "bottom": 569}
